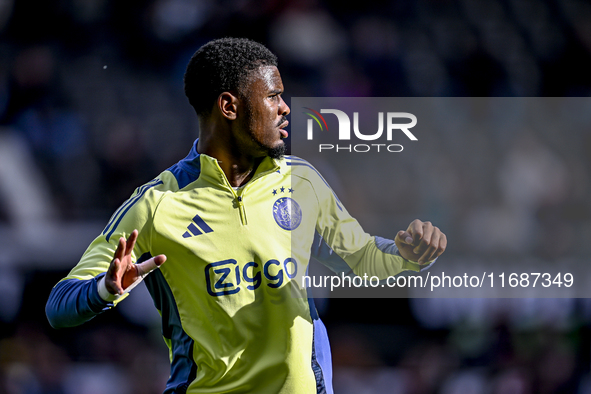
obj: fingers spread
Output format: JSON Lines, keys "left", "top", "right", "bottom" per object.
{"left": 125, "top": 230, "right": 139, "bottom": 256}
{"left": 114, "top": 237, "right": 126, "bottom": 262}
{"left": 153, "top": 254, "right": 167, "bottom": 266}
{"left": 107, "top": 258, "right": 120, "bottom": 279}
{"left": 107, "top": 258, "right": 124, "bottom": 295}
{"left": 135, "top": 254, "right": 167, "bottom": 278}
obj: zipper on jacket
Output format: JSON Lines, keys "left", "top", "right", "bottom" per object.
{"left": 236, "top": 194, "right": 247, "bottom": 225}
{"left": 232, "top": 165, "right": 279, "bottom": 226}
{"left": 215, "top": 158, "right": 279, "bottom": 227}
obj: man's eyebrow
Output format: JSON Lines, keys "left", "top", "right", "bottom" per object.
{"left": 269, "top": 89, "right": 283, "bottom": 95}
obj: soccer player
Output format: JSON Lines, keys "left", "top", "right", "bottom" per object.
{"left": 46, "top": 38, "right": 446, "bottom": 394}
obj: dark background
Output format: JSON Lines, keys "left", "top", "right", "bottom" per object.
{"left": 1, "top": 0, "right": 591, "bottom": 393}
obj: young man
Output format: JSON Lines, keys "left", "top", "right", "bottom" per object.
{"left": 46, "top": 38, "right": 446, "bottom": 394}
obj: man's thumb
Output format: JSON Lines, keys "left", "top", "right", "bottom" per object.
{"left": 397, "top": 231, "right": 413, "bottom": 245}
{"left": 136, "top": 254, "right": 167, "bottom": 278}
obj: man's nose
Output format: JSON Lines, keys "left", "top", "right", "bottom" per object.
{"left": 279, "top": 96, "right": 290, "bottom": 116}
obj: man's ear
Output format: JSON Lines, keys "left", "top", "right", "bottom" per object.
{"left": 217, "top": 92, "right": 239, "bottom": 120}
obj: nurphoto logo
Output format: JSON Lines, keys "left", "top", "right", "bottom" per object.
{"left": 303, "top": 107, "right": 418, "bottom": 153}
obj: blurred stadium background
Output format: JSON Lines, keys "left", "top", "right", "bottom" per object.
{"left": 1, "top": 0, "right": 591, "bottom": 393}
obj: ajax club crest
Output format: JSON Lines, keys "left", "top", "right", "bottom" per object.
{"left": 273, "top": 197, "right": 302, "bottom": 231}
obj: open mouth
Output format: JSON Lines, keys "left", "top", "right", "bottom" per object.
{"left": 279, "top": 121, "right": 289, "bottom": 138}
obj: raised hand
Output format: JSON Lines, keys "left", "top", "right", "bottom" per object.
{"left": 394, "top": 219, "right": 447, "bottom": 264}
{"left": 105, "top": 229, "right": 167, "bottom": 295}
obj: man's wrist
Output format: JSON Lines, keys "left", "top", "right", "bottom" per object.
{"left": 97, "top": 276, "right": 121, "bottom": 301}
{"left": 419, "top": 258, "right": 437, "bottom": 271}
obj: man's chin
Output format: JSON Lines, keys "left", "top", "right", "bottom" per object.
{"left": 268, "top": 143, "right": 286, "bottom": 160}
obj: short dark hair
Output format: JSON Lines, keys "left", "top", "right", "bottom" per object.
{"left": 184, "top": 37, "right": 278, "bottom": 116}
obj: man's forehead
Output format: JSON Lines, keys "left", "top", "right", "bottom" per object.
{"left": 247, "top": 65, "right": 283, "bottom": 90}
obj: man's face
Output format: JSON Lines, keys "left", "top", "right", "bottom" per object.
{"left": 238, "top": 66, "right": 290, "bottom": 159}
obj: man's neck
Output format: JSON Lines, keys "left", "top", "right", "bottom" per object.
{"left": 197, "top": 132, "right": 263, "bottom": 188}
{"left": 218, "top": 154, "right": 263, "bottom": 187}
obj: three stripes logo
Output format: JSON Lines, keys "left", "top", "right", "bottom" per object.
{"left": 182, "top": 214, "right": 214, "bottom": 238}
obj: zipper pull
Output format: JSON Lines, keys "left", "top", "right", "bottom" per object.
{"left": 236, "top": 195, "right": 247, "bottom": 225}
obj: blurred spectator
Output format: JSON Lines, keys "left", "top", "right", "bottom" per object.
{"left": 1, "top": 46, "right": 59, "bottom": 125}
{"left": 150, "top": 0, "right": 213, "bottom": 43}
{"left": 96, "top": 117, "right": 156, "bottom": 211}
{"left": 1, "top": 46, "right": 96, "bottom": 218}
{"left": 491, "top": 369, "right": 532, "bottom": 394}
{"left": 0, "top": 325, "right": 70, "bottom": 394}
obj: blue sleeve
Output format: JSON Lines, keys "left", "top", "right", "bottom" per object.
{"left": 45, "top": 273, "right": 113, "bottom": 328}
{"left": 374, "top": 236, "right": 437, "bottom": 271}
